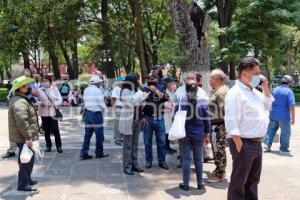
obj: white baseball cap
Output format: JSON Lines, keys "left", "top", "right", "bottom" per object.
{"left": 90, "top": 75, "right": 103, "bottom": 84}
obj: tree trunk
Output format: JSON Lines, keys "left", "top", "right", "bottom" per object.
{"left": 215, "top": 0, "right": 235, "bottom": 76}
{"left": 71, "top": 38, "right": 79, "bottom": 79}
{"left": 58, "top": 40, "right": 75, "bottom": 79}
{"left": 129, "top": 0, "right": 148, "bottom": 82}
{"left": 48, "top": 46, "right": 61, "bottom": 80}
{"left": 22, "top": 52, "right": 31, "bottom": 70}
{"left": 101, "top": 0, "right": 116, "bottom": 79}
{"left": 169, "top": 0, "right": 210, "bottom": 92}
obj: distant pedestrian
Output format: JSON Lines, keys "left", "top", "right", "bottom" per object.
{"left": 9, "top": 75, "right": 39, "bottom": 191}
{"left": 264, "top": 75, "right": 296, "bottom": 154}
{"left": 207, "top": 69, "right": 229, "bottom": 183}
{"left": 38, "top": 75, "right": 63, "bottom": 153}
{"left": 225, "top": 57, "right": 274, "bottom": 200}
{"left": 119, "top": 74, "right": 145, "bottom": 175}
{"left": 177, "top": 78, "right": 210, "bottom": 191}
{"left": 111, "top": 76, "right": 125, "bottom": 146}
{"left": 80, "top": 75, "right": 109, "bottom": 160}
{"left": 59, "top": 79, "right": 71, "bottom": 104}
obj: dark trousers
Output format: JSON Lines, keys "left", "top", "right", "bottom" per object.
{"left": 42, "top": 117, "right": 62, "bottom": 149}
{"left": 80, "top": 110, "right": 104, "bottom": 157}
{"left": 17, "top": 143, "right": 35, "bottom": 189}
{"left": 180, "top": 136, "right": 204, "bottom": 186}
{"left": 228, "top": 139, "right": 262, "bottom": 200}
{"left": 123, "top": 120, "right": 141, "bottom": 171}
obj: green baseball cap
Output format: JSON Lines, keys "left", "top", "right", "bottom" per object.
{"left": 12, "top": 75, "right": 34, "bottom": 91}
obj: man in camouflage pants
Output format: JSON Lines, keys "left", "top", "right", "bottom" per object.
{"left": 208, "top": 69, "right": 229, "bottom": 183}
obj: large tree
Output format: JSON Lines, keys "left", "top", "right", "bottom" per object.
{"left": 169, "top": 0, "right": 210, "bottom": 91}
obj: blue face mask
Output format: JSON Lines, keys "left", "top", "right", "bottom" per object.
{"left": 250, "top": 75, "right": 260, "bottom": 88}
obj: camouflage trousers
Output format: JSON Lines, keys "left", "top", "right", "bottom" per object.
{"left": 210, "top": 124, "right": 227, "bottom": 178}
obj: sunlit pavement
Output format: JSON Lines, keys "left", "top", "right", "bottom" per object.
{"left": 0, "top": 105, "right": 299, "bottom": 200}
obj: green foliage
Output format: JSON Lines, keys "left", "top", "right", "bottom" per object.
{"left": 0, "top": 88, "right": 8, "bottom": 102}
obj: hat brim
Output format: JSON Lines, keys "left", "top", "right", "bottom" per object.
{"left": 12, "top": 78, "right": 34, "bottom": 91}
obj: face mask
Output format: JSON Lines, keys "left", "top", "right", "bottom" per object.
{"left": 250, "top": 75, "right": 260, "bottom": 88}
{"left": 147, "top": 82, "right": 157, "bottom": 87}
{"left": 169, "top": 83, "right": 177, "bottom": 91}
{"left": 42, "top": 82, "right": 50, "bottom": 89}
{"left": 25, "top": 87, "right": 31, "bottom": 96}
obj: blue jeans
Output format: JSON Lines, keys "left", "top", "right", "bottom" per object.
{"left": 264, "top": 119, "right": 291, "bottom": 152}
{"left": 80, "top": 110, "right": 104, "bottom": 157}
{"left": 180, "top": 136, "right": 204, "bottom": 186}
{"left": 143, "top": 116, "right": 166, "bottom": 164}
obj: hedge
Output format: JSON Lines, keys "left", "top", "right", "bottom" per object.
{"left": 0, "top": 88, "right": 8, "bottom": 102}
{"left": 295, "top": 93, "right": 300, "bottom": 102}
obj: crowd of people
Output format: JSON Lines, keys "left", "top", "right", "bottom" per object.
{"left": 3, "top": 57, "right": 296, "bottom": 200}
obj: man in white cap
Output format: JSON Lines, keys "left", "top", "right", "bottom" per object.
{"left": 80, "top": 75, "right": 109, "bottom": 160}
{"left": 264, "top": 75, "right": 296, "bottom": 154}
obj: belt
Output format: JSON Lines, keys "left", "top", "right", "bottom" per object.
{"left": 241, "top": 137, "right": 263, "bottom": 143}
{"left": 116, "top": 106, "right": 123, "bottom": 109}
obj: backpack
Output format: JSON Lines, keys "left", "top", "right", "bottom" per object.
{"left": 59, "top": 83, "right": 70, "bottom": 95}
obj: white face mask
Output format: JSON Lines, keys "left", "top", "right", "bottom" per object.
{"left": 250, "top": 75, "right": 260, "bottom": 88}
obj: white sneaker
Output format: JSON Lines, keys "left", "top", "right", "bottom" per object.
{"left": 263, "top": 144, "right": 271, "bottom": 152}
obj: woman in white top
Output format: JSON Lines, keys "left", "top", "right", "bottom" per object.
{"left": 119, "top": 74, "right": 146, "bottom": 175}
{"left": 38, "top": 75, "right": 63, "bottom": 153}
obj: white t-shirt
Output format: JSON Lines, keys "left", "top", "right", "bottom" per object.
{"left": 111, "top": 86, "right": 123, "bottom": 107}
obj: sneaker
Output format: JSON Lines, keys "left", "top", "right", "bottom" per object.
{"left": 263, "top": 144, "right": 271, "bottom": 152}
{"left": 57, "top": 147, "right": 63, "bottom": 154}
{"left": 159, "top": 162, "right": 169, "bottom": 170}
{"left": 279, "top": 150, "right": 291, "bottom": 155}
{"left": 145, "top": 162, "right": 152, "bottom": 169}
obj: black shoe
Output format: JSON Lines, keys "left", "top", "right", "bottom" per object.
{"left": 30, "top": 180, "right": 38, "bottom": 186}
{"left": 197, "top": 184, "right": 206, "bottom": 190}
{"left": 159, "top": 162, "right": 169, "bottom": 170}
{"left": 179, "top": 183, "right": 189, "bottom": 191}
{"left": 132, "top": 167, "right": 144, "bottom": 173}
{"left": 45, "top": 147, "right": 51, "bottom": 152}
{"left": 2, "top": 152, "right": 15, "bottom": 159}
{"left": 168, "top": 147, "right": 177, "bottom": 154}
{"left": 145, "top": 163, "right": 152, "bottom": 169}
{"left": 166, "top": 149, "right": 175, "bottom": 155}
{"left": 80, "top": 155, "right": 93, "bottom": 160}
{"left": 114, "top": 141, "right": 122, "bottom": 146}
{"left": 96, "top": 154, "right": 109, "bottom": 159}
{"left": 57, "top": 147, "right": 63, "bottom": 153}
{"left": 176, "top": 163, "right": 182, "bottom": 168}
{"left": 203, "top": 157, "right": 213, "bottom": 163}
{"left": 17, "top": 186, "right": 38, "bottom": 192}
{"left": 124, "top": 170, "right": 134, "bottom": 175}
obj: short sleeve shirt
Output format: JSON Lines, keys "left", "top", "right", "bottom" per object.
{"left": 270, "top": 85, "right": 296, "bottom": 122}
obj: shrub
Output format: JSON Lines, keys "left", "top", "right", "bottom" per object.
{"left": 0, "top": 88, "right": 8, "bottom": 102}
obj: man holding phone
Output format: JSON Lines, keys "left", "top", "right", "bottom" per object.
{"left": 225, "top": 57, "right": 274, "bottom": 200}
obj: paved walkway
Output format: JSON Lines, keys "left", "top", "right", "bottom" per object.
{"left": 0, "top": 106, "right": 300, "bottom": 200}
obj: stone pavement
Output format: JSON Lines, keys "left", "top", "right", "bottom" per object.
{"left": 0, "top": 106, "right": 300, "bottom": 200}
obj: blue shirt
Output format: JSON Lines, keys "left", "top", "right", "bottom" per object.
{"left": 175, "top": 96, "right": 211, "bottom": 141}
{"left": 270, "top": 85, "right": 295, "bottom": 122}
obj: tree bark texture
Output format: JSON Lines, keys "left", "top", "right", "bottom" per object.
{"left": 169, "top": 0, "right": 210, "bottom": 92}
{"left": 129, "top": 0, "right": 148, "bottom": 82}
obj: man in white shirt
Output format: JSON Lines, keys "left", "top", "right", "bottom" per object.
{"left": 80, "top": 75, "right": 109, "bottom": 160}
{"left": 111, "top": 79, "right": 124, "bottom": 146}
{"left": 225, "top": 57, "right": 274, "bottom": 200}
